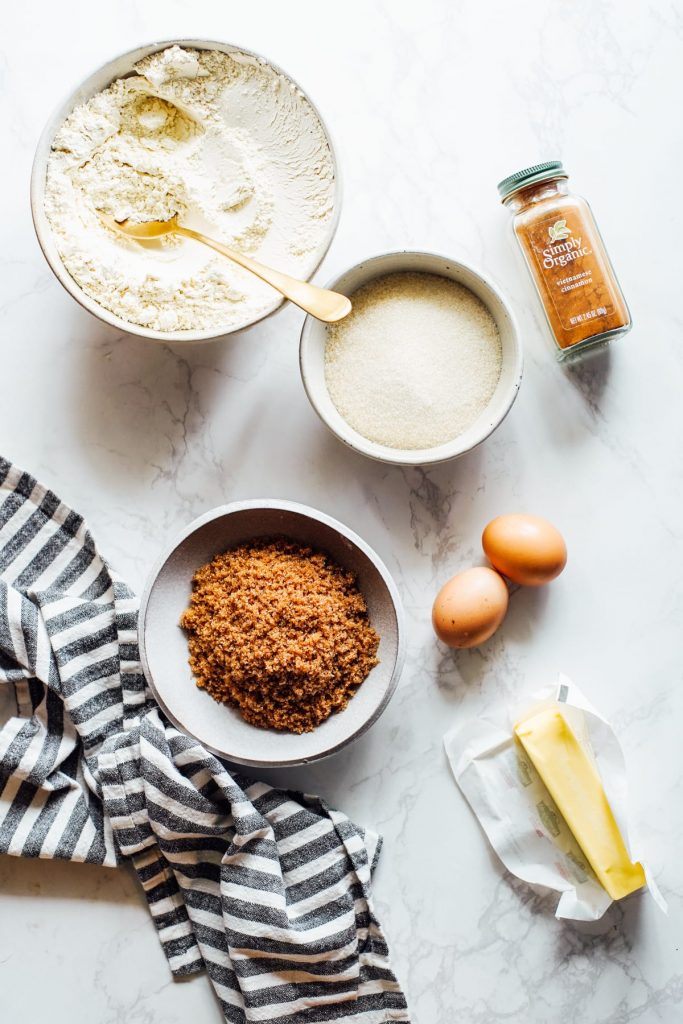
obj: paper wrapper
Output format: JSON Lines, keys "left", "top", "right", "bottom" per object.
{"left": 444, "top": 675, "right": 667, "bottom": 921}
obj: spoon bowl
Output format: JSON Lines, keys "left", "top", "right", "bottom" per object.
{"left": 99, "top": 211, "right": 352, "bottom": 323}
{"left": 97, "top": 212, "right": 180, "bottom": 239}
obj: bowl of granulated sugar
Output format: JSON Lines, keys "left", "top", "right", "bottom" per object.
{"left": 300, "top": 251, "right": 522, "bottom": 466}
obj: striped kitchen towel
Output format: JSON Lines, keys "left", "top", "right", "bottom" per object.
{"left": 0, "top": 457, "right": 409, "bottom": 1023}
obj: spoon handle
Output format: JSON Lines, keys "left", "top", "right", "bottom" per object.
{"left": 176, "top": 226, "right": 351, "bottom": 324}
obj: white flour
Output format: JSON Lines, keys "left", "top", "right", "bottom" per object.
{"left": 325, "top": 272, "right": 502, "bottom": 449}
{"left": 44, "top": 46, "right": 336, "bottom": 332}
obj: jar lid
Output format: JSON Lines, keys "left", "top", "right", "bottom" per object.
{"left": 497, "top": 161, "right": 567, "bottom": 201}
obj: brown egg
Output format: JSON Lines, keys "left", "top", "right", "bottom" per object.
{"left": 432, "top": 567, "right": 509, "bottom": 649}
{"left": 482, "top": 514, "right": 567, "bottom": 586}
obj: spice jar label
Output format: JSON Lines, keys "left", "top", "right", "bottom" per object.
{"left": 524, "top": 211, "right": 616, "bottom": 335}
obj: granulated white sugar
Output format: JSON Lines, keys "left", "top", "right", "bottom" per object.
{"left": 324, "top": 272, "right": 503, "bottom": 450}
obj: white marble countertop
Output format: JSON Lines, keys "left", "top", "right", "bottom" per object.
{"left": 1, "top": 1, "right": 682, "bottom": 1021}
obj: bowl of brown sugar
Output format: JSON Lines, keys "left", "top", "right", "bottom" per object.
{"left": 138, "top": 500, "right": 405, "bottom": 766}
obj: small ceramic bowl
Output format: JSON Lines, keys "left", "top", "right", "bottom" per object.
{"left": 31, "top": 39, "right": 341, "bottom": 343}
{"left": 300, "top": 250, "right": 523, "bottom": 466}
{"left": 138, "top": 500, "right": 405, "bottom": 767}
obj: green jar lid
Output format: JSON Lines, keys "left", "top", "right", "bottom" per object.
{"left": 497, "top": 161, "right": 567, "bottom": 200}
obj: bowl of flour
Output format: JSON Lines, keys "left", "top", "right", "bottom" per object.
{"left": 300, "top": 251, "right": 523, "bottom": 466}
{"left": 32, "top": 41, "right": 340, "bottom": 341}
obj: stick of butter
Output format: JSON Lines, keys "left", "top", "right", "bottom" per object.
{"left": 514, "top": 706, "right": 646, "bottom": 901}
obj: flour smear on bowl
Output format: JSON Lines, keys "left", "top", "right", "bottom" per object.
{"left": 324, "top": 272, "right": 503, "bottom": 450}
{"left": 44, "top": 46, "right": 336, "bottom": 332}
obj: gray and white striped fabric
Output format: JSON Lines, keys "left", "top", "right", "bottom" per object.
{"left": 0, "top": 458, "right": 409, "bottom": 1022}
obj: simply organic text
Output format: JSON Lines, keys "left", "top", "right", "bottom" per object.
{"left": 542, "top": 236, "right": 591, "bottom": 269}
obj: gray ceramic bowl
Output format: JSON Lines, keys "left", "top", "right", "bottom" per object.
{"left": 138, "top": 500, "right": 405, "bottom": 766}
{"left": 31, "top": 39, "right": 341, "bottom": 343}
{"left": 300, "top": 250, "right": 522, "bottom": 466}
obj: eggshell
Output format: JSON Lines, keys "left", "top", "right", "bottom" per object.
{"left": 482, "top": 514, "right": 567, "bottom": 586}
{"left": 432, "top": 567, "right": 509, "bottom": 649}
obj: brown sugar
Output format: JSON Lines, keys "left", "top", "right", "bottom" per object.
{"left": 180, "top": 538, "right": 380, "bottom": 733}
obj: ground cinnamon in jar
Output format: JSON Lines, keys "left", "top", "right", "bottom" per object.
{"left": 498, "top": 162, "right": 631, "bottom": 360}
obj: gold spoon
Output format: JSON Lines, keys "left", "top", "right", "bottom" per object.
{"left": 97, "top": 213, "right": 352, "bottom": 324}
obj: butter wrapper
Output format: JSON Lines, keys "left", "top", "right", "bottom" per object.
{"left": 444, "top": 675, "right": 666, "bottom": 921}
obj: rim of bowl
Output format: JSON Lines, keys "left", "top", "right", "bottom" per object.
{"left": 30, "top": 38, "right": 343, "bottom": 344}
{"left": 299, "top": 249, "right": 523, "bottom": 467}
{"left": 137, "top": 499, "right": 406, "bottom": 766}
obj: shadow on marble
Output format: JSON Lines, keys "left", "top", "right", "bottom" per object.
{"left": 227, "top": 725, "right": 377, "bottom": 802}
{"left": 432, "top": 584, "right": 550, "bottom": 701}
{"left": 302, "top": 399, "right": 487, "bottom": 482}
{"left": 527, "top": 345, "right": 613, "bottom": 454}
{"left": 565, "top": 346, "right": 618, "bottom": 405}
{"left": 561, "top": 344, "right": 613, "bottom": 414}
{"left": 0, "top": 853, "right": 139, "bottom": 905}
{"left": 222, "top": 689, "right": 421, "bottom": 814}
{"left": 503, "top": 864, "right": 646, "bottom": 953}
{"left": 302, "top": 418, "right": 487, "bottom": 547}
{"left": 566, "top": 890, "right": 644, "bottom": 942}
{"left": 499, "top": 583, "right": 552, "bottom": 642}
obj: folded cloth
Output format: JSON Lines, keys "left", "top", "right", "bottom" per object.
{"left": 0, "top": 458, "right": 409, "bottom": 1023}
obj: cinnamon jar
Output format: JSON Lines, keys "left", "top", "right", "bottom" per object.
{"left": 498, "top": 162, "right": 631, "bottom": 360}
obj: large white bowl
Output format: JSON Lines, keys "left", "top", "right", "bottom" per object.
{"left": 31, "top": 39, "right": 341, "bottom": 343}
{"left": 138, "top": 500, "right": 405, "bottom": 767}
{"left": 300, "top": 251, "right": 523, "bottom": 466}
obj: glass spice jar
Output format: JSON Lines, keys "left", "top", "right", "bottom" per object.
{"left": 498, "top": 161, "right": 631, "bottom": 361}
